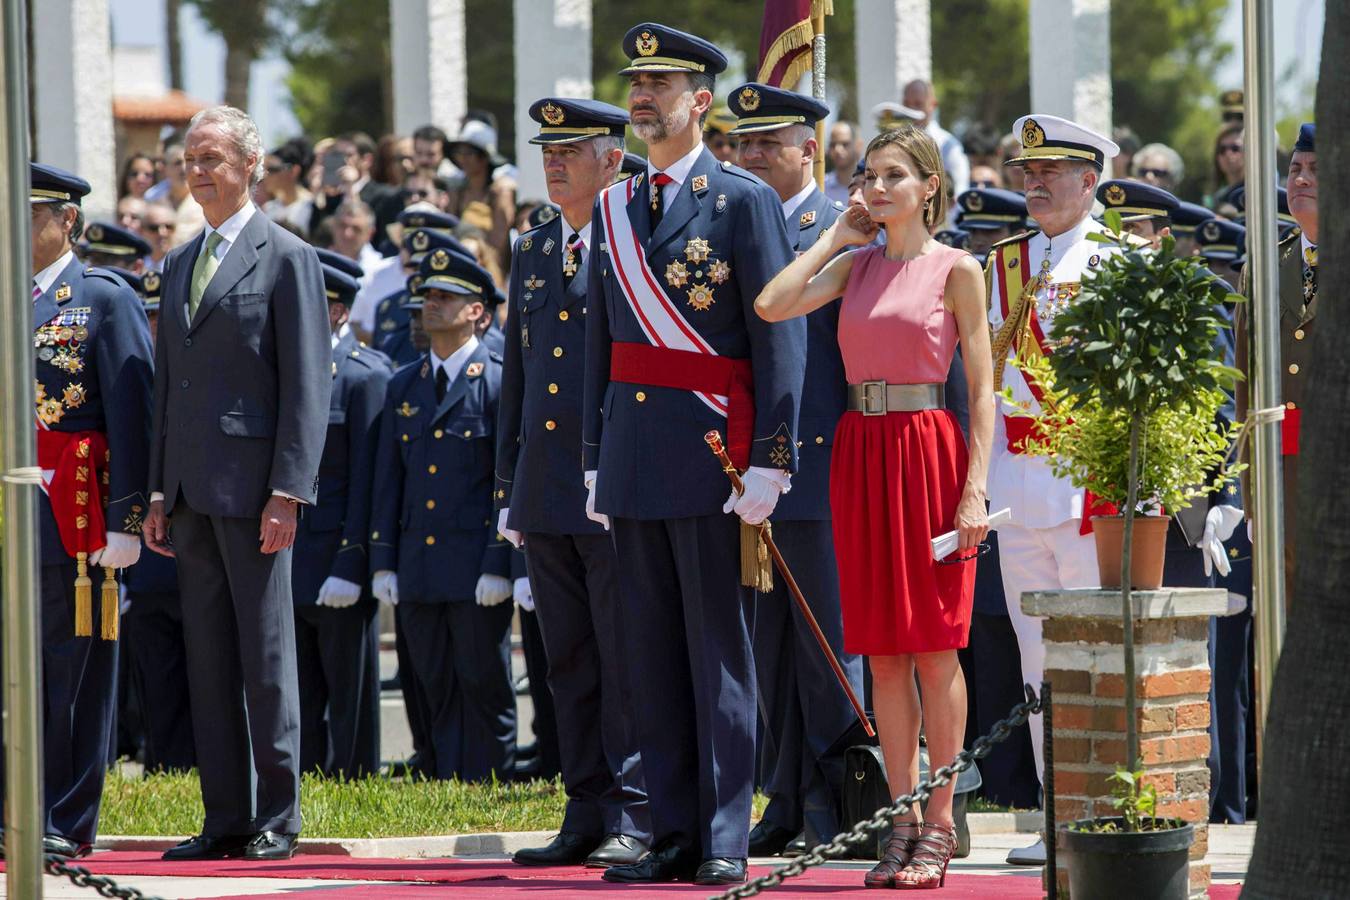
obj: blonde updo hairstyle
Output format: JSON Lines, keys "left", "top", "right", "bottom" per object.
{"left": 864, "top": 123, "right": 948, "bottom": 229}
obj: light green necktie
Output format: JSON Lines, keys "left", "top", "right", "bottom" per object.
{"left": 188, "top": 231, "right": 225, "bottom": 321}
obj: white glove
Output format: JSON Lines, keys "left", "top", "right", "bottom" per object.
{"left": 89, "top": 531, "right": 141, "bottom": 570}
{"left": 372, "top": 570, "right": 399, "bottom": 606}
{"left": 513, "top": 576, "right": 535, "bottom": 612}
{"left": 722, "top": 467, "right": 789, "bottom": 526}
{"left": 1200, "top": 506, "right": 1244, "bottom": 578}
{"left": 1227, "top": 592, "right": 1249, "bottom": 616}
{"left": 1246, "top": 519, "right": 1252, "bottom": 543}
{"left": 317, "top": 575, "right": 362, "bottom": 608}
{"left": 476, "top": 573, "right": 513, "bottom": 607}
{"left": 584, "top": 470, "right": 609, "bottom": 531}
{"left": 497, "top": 508, "right": 523, "bottom": 549}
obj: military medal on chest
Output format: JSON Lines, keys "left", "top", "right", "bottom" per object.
{"left": 562, "top": 246, "right": 579, "bottom": 278}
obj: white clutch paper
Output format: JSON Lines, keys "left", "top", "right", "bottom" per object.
{"left": 930, "top": 508, "right": 1013, "bottom": 561}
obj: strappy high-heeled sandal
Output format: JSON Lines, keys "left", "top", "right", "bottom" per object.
{"left": 863, "top": 823, "right": 922, "bottom": 889}
{"left": 895, "top": 822, "right": 957, "bottom": 890}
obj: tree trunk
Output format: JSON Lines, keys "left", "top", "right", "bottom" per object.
{"left": 222, "top": 40, "right": 253, "bottom": 111}
{"left": 1244, "top": 2, "right": 1350, "bottom": 894}
{"left": 166, "top": 0, "right": 183, "bottom": 90}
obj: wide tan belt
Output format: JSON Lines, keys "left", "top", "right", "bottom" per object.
{"left": 845, "top": 381, "right": 945, "bottom": 416}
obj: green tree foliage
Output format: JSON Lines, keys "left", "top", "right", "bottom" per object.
{"left": 280, "top": 0, "right": 391, "bottom": 138}
{"left": 185, "top": 0, "right": 276, "bottom": 109}
{"left": 932, "top": 0, "right": 1030, "bottom": 131}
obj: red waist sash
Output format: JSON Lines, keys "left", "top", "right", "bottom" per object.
{"left": 1004, "top": 414, "right": 1117, "bottom": 535}
{"left": 1282, "top": 407, "right": 1301, "bottom": 456}
{"left": 610, "top": 342, "right": 755, "bottom": 469}
{"left": 36, "top": 428, "right": 109, "bottom": 558}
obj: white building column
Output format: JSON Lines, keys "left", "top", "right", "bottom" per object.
{"left": 391, "top": 0, "right": 467, "bottom": 135}
{"left": 1029, "top": 0, "right": 1112, "bottom": 135}
{"left": 853, "top": 0, "right": 931, "bottom": 136}
{"left": 512, "top": 0, "right": 593, "bottom": 200}
{"left": 33, "top": 0, "right": 117, "bottom": 219}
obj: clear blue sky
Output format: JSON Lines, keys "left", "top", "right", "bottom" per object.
{"left": 109, "top": 0, "right": 1323, "bottom": 148}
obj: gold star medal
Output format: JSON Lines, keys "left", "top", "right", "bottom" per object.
{"left": 563, "top": 249, "right": 578, "bottom": 278}
{"left": 62, "top": 383, "right": 86, "bottom": 409}
{"left": 708, "top": 259, "right": 731, "bottom": 284}
{"left": 686, "top": 284, "right": 715, "bottom": 311}
{"left": 52, "top": 346, "right": 83, "bottom": 374}
{"left": 37, "top": 397, "right": 64, "bottom": 425}
{"left": 684, "top": 237, "right": 711, "bottom": 264}
{"left": 665, "top": 260, "right": 689, "bottom": 288}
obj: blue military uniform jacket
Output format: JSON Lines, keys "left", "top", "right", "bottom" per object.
{"left": 372, "top": 289, "right": 421, "bottom": 366}
{"left": 34, "top": 255, "right": 153, "bottom": 566}
{"left": 582, "top": 149, "right": 806, "bottom": 519}
{"left": 294, "top": 331, "right": 392, "bottom": 606}
{"left": 495, "top": 216, "right": 602, "bottom": 535}
{"left": 370, "top": 341, "right": 511, "bottom": 602}
{"left": 777, "top": 188, "right": 845, "bottom": 521}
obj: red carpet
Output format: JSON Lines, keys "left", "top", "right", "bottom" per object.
{"left": 19, "top": 852, "right": 1244, "bottom": 898}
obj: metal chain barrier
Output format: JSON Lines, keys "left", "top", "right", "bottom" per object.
{"left": 716, "top": 684, "right": 1044, "bottom": 900}
{"left": 44, "top": 854, "right": 167, "bottom": 900}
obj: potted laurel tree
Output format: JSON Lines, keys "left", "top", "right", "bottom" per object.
{"left": 1006, "top": 209, "right": 1241, "bottom": 898}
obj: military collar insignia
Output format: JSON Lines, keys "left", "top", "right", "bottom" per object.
{"left": 419, "top": 360, "right": 430, "bottom": 378}
{"left": 540, "top": 102, "right": 566, "bottom": 126}
{"left": 332, "top": 361, "right": 338, "bottom": 377}
{"left": 691, "top": 173, "right": 708, "bottom": 193}
{"left": 1202, "top": 220, "right": 1222, "bottom": 241}
{"left": 1104, "top": 184, "right": 1127, "bottom": 206}
{"left": 739, "top": 86, "right": 761, "bottom": 112}
{"left": 412, "top": 230, "right": 430, "bottom": 251}
{"left": 142, "top": 272, "right": 160, "bottom": 293}
{"left": 542, "top": 237, "right": 555, "bottom": 255}
{"left": 465, "top": 361, "right": 484, "bottom": 378}
{"left": 55, "top": 283, "right": 71, "bottom": 302}
{"left": 721, "top": 160, "right": 732, "bottom": 169}
{"left": 799, "top": 209, "right": 817, "bottom": 227}
{"left": 86, "top": 224, "right": 104, "bottom": 242}
{"left": 429, "top": 248, "right": 450, "bottom": 271}
{"left": 398, "top": 401, "right": 420, "bottom": 417}
{"left": 1022, "top": 118, "right": 1046, "bottom": 149}
{"left": 521, "top": 236, "right": 533, "bottom": 251}
{"left": 965, "top": 193, "right": 984, "bottom": 212}
{"left": 636, "top": 30, "right": 659, "bottom": 56}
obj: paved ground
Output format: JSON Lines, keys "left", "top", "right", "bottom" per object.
{"left": 23, "top": 825, "right": 1253, "bottom": 898}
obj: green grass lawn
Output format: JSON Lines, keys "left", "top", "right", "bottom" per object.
{"left": 99, "top": 769, "right": 775, "bottom": 838}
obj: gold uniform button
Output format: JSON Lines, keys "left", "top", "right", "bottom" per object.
{"left": 371, "top": 531, "right": 380, "bottom": 540}
{"left": 545, "top": 420, "right": 557, "bottom": 431}
{"left": 428, "top": 464, "right": 438, "bottom": 474}
{"left": 558, "top": 310, "right": 569, "bottom": 321}
{"left": 1287, "top": 401, "right": 1297, "bottom": 410}
{"left": 548, "top": 383, "right": 559, "bottom": 394}
{"left": 426, "top": 500, "right": 436, "bottom": 510}
{"left": 425, "top": 535, "right": 436, "bottom": 546}
{"left": 402, "top": 434, "right": 409, "bottom": 442}
{"left": 815, "top": 436, "right": 825, "bottom": 444}
{"left": 635, "top": 391, "right": 647, "bottom": 402}
{"left": 340, "top": 539, "right": 349, "bottom": 546}
{"left": 1294, "top": 328, "right": 1306, "bottom": 340}
{"left": 553, "top": 346, "right": 564, "bottom": 358}
{"left": 1288, "top": 364, "right": 1300, "bottom": 375}
{"left": 434, "top": 429, "right": 444, "bottom": 439}
{"left": 463, "top": 429, "right": 473, "bottom": 437}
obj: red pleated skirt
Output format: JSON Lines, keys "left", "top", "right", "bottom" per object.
{"left": 830, "top": 408, "right": 976, "bottom": 655}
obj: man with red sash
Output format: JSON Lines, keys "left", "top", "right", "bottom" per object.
{"left": 13, "top": 163, "right": 153, "bottom": 858}
{"left": 581, "top": 23, "right": 806, "bottom": 886}
{"left": 986, "top": 115, "right": 1120, "bottom": 866}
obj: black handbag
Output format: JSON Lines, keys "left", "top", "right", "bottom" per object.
{"left": 840, "top": 743, "right": 978, "bottom": 859}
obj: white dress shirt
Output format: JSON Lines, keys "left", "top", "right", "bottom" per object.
{"left": 987, "top": 215, "right": 1121, "bottom": 530}
{"left": 429, "top": 334, "right": 481, "bottom": 388}
{"left": 331, "top": 322, "right": 351, "bottom": 350}
{"left": 34, "top": 249, "right": 76, "bottom": 297}
{"left": 646, "top": 141, "right": 706, "bottom": 209}
{"left": 560, "top": 217, "right": 593, "bottom": 262}
{"left": 781, "top": 181, "right": 817, "bottom": 224}
{"left": 181, "top": 202, "right": 257, "bottom": 321}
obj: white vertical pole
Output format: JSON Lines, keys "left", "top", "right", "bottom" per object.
{"left": 513, "top": 0, "right": 593, "bottom": 200}
{"left": 391, "top": 0, "right": 468, "bottom": 136}
{"left": 1029, "top": 0, "right": 1112, "bottom": 135}
{"left": 854, "top": 0, "right": 931, "bottom": 137}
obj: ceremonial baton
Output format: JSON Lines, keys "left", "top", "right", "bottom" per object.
{"left": 705, "top": 431, "right": 875, "bottom": 738}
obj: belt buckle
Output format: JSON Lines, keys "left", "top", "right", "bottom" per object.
{"left": 861, "top": 380, "right": 886, "bottom": 416}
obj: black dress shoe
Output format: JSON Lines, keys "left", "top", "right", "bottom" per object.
{"left": 695, "top": 857, "right": 748, "bottom": 885}
{"left": 602, "top": 842, "right": 698, "bottom": 883}
{"left": 42, "top": 834, "right": 91, "bottom": 859}
{"left": 747, "top": 820, "right": 796, "bottom": 857}
{"left": 783, "top": 831, "right": 807, "bottom": 857}
{"left": 512, "top": 832, "right": 597, "bottom": 866}
{"left": 584, "top": 833, "right": 649, "bottom": 868}
{"left": 162, "top": 834, "right": 252, "bottom": 861}
{"left": 244, "top": 831, "right": 299, "bottom": 860}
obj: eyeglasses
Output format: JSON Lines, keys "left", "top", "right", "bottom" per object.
{"left": 146, "top": 222, "right": 176, "bottom": 233}
{"left": 1217, "top": 144, "right": 1243, "bottom": 155}
{"left": 1137, "top": 168, "right": 1173, "bottom": 180}
{"left": 265, "top": 163, "right": 288, "bottom": 173}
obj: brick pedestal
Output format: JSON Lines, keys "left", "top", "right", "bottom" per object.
{"left": 1022, "top": 588, "right": 1229, "bottom": 900}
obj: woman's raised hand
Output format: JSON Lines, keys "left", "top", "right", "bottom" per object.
{"left": 829, "top": 201, "right": 880, "bottom": 250}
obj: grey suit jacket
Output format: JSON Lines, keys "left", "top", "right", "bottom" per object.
{"left": 149, "top": 209, "right": 331, "bottom": 518}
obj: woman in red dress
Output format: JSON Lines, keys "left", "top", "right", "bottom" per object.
{"left": 756, "top": 124, "right": 993, "bottom": 890}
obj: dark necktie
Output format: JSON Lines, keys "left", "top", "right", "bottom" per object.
{"left": 563, "top": 232, "right": 582, "bottom": 287}
{"left": 435, "top": 364, "right": 449, "bottom": 402}
{"left": 650, "top": 172, "right": 674, "bottom": 230}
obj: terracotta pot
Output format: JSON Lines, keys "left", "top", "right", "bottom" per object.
{"left": 1091, "top": 514, "right": 1169, "bottom": 589}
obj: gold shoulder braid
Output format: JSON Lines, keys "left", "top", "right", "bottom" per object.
{"left": 989, "top": 245, "right": 1044, "bottom": 393}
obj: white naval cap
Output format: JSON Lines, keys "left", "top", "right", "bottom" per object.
{"left": 871, "top": 101, "right": 924, "bottom": 131}
{"left": 1005, "top": 114, "right": 1120, "bottom": 171}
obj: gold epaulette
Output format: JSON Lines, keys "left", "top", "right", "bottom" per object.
{"left": 990, "top": 229, "right": 1039, "bottom": 251}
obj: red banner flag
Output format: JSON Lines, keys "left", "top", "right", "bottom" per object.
{"left": 758, "top": 0, "right": 830, "bottom": 88}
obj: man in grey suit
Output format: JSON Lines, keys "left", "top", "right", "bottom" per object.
{"left": 143, "top": 106, "right": 331, "bottom": 862}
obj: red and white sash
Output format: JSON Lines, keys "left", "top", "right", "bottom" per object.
{"left": 599, "top": 176, "right": 727, "bottom": 417}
